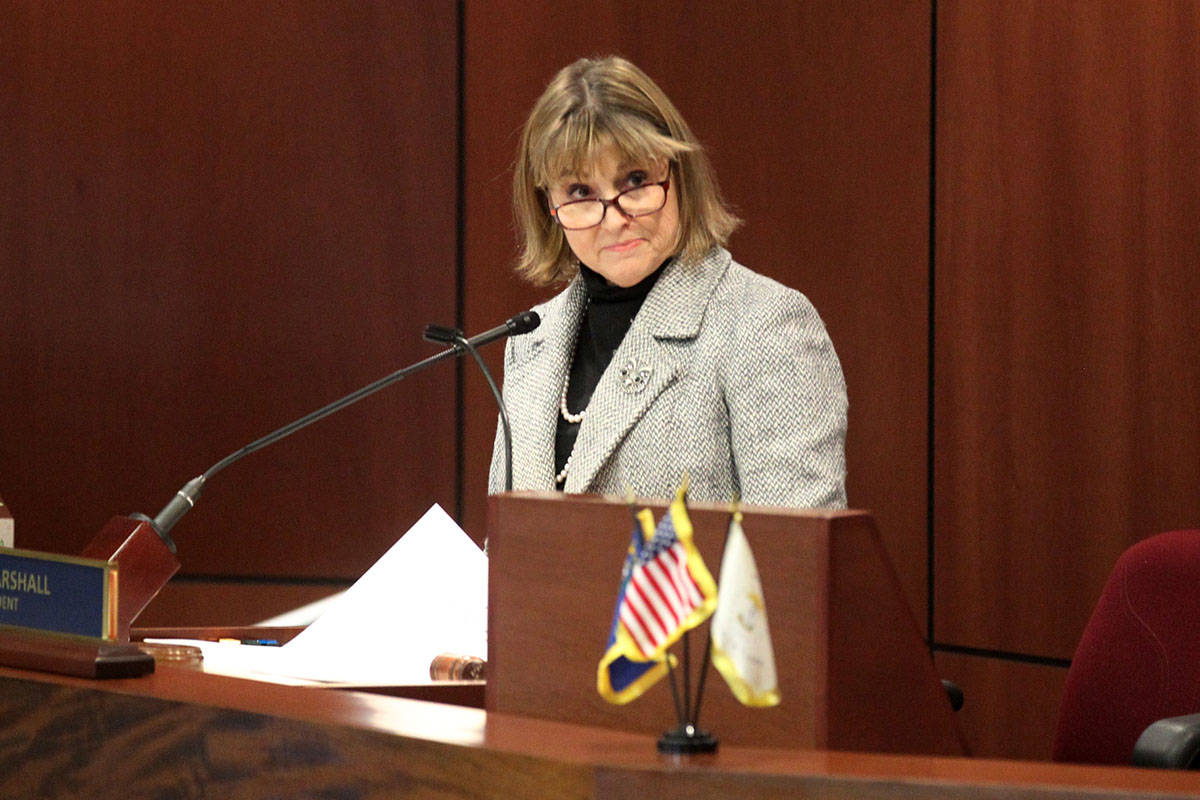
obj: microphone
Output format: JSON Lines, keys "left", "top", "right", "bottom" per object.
{"left": 139, "top": 310, "right": 541, "bottom": 548}
{"left": 459, "top": 310, "right": 540, "bottom": 349}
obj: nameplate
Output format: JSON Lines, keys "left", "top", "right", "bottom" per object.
{"left": 0, "top": 548, "right": 117, "bottom": 640}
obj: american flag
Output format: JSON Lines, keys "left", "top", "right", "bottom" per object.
{"left": 597, "top": 488, "right": 716, "bottom": 704}
{"left": 618, "top": 500, "right": 711, "bottom": 658}
{"left": 597, "top": 509, "right": 668, "bottom": 704}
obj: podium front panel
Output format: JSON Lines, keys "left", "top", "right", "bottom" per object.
{"left": 486, "top": 491, "right": 964, "bottom": 755}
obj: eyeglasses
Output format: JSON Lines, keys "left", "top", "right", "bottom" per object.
{"left": 549, "top": 180, "right": 670, "bottom": 230}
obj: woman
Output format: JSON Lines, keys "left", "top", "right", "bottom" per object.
{"left": 488, "top": 56, "right": 847, "bottom": 509}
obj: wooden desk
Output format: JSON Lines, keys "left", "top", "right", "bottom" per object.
{"left": 2, "top": 665, "right": 1199, "bottom": 799}
{"left": 130, "top": 625, "right": 486, "bottom": 708}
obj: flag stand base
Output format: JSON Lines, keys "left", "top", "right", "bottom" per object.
{"left": 657, "top": 725, "right": 718, "bottom": 754}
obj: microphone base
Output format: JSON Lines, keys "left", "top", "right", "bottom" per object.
{"left": 80, "top": 516, "right": 181, "bottom": 642}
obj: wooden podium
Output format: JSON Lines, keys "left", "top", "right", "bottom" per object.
{"left": 486, "top": 491, "right": 966, "bottom": 756}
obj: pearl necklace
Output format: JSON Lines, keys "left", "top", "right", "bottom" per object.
{"left": 556, "top": 374, "right": 585, "bottom": 484}
{"left": 560, "top": 376, "right": 586, "bottom": 424}
{"left": 556, "top": 295, "right": 590, "bottom": 485}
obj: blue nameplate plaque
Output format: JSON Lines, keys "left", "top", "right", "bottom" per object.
{"left": 0, "top": 547, "right": 117, "bottom": 641}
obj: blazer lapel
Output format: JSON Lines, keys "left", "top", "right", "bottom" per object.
{"left": 506, "top": 279, "right": 587, "bottom": 489}
{"left": 564, "top": 249, "right": 732, "bottom": 492}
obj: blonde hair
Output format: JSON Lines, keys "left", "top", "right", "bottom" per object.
{"left": 513, "top": 56, "right": 741, "bottom": 286}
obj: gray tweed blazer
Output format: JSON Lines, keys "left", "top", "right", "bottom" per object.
{"left": 488, "top": 247, "right": 847, "bottom": 509}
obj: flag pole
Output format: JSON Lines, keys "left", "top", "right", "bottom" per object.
{"left": 693, "top": 626, "right": 714, "bottom": 729}
{"left": 655, "top": 476, "right": 717, "bottom": 755}
{"left": 682, "top": 629, "right": 692, "bottom": 724}
{"left": 680, "top": 476, "right": 693, "bottom": 724}
{"left": 664, "top": 652, "right": 688, "bottom": 730}
{"left": 691, "top": 501, "right": 734, "bottom": 734}
{"left": 625, "top": 488, "right": 687, "bottom": 729}
{"left": 688, "top": 502, "right": 737, "bottom": 732}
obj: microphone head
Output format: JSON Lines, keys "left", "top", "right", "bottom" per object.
{"left": 423, "top": 323, "right": 461, "bottom": 344}
{"left": 506, "top": 310, "right": 541, "bottom": 335}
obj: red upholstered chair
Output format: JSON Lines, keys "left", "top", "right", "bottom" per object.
{"left": 1052, "top": 528, "right": 1200, "bottom": 767}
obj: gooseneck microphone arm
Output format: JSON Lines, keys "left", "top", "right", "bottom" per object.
{"left": 141, "top": 310, "right": 540, "bottom": 549}
{"left": 458, "top": 334, "right": 513, "bottom": 494}
{"left": 423, "top": 324, "right": 513, "bottom": 493}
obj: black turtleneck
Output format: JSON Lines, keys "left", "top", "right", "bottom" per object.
{"left": 554, "top": 261, "right": 667, "bottom": 483}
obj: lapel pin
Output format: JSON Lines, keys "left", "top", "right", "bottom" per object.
{"left": 619, "top": 358, "right": 653, "bottom": 394}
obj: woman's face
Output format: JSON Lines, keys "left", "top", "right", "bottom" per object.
{"left": 545, "top": 144, "right": 679, "bottom": 287}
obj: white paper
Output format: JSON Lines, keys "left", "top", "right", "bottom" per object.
{"left": 143, "top": 638, "right": 320, "bottom": 685}
{"left": 272, "top": 503, "right": 487, "bottom": 684}
{"left": 256, "top": 591, "right": 346, "bottom": 627}
{"left": 153, "top": 504, "right": 488, "bottom": 686}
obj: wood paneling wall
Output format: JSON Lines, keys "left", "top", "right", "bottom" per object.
{"left": 936, "top": 0, "right": 1200, "bottom": 658}
{"left": 5, "top": 0, "right": 1199, "bottom": 763}
{"left": 1, "top": 3, "right": 459, "bottom": 586}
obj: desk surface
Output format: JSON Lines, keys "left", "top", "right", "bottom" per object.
{"left": 2, "top": 665, "right": 1199, "bottom": 799}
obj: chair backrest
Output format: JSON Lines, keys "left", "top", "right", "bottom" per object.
{"left": 1053, "top": 529, "right": 1200, "bottom": 764}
